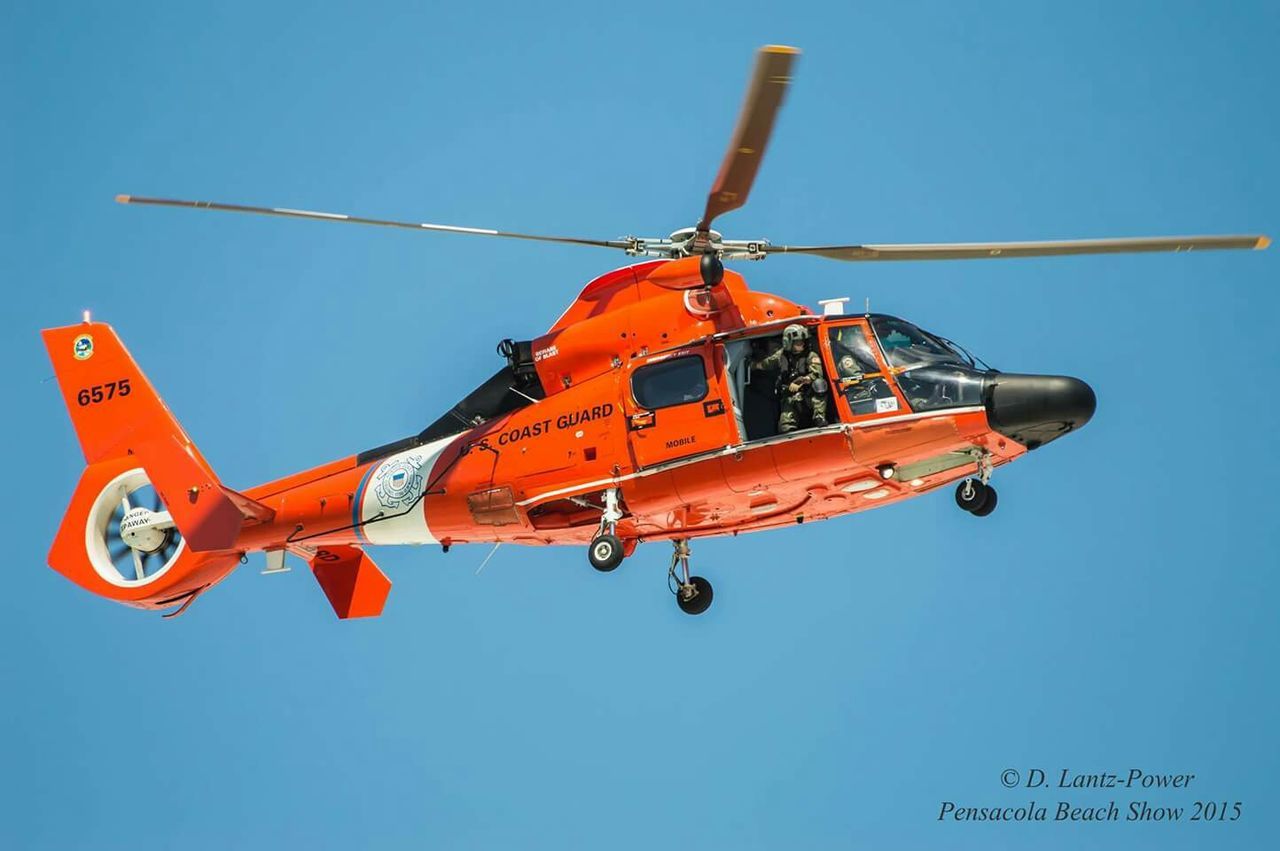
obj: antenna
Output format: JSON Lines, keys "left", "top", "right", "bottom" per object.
{"left": 864, "top": 297, "right": 870, "bottom": 316}
{"left": 475, "top": 543, "right": 501, "bottom": 575}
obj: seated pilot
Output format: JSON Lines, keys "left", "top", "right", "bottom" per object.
{"left": 834, "top": 349, "right": 864, "bottom": 382}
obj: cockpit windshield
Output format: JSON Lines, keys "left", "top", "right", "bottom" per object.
{"left": 870, "top": 315, "right": 973, "bottom": 370}
{"left": 868, "top": 315, "right": 990, "bottom": 413}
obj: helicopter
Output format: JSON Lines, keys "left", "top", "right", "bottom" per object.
{"left": 43, "top": 45, "right": 1267, "bottom": 618}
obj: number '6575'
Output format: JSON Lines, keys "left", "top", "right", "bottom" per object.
{"left": 76, "top": 379, "right": 131, "bottom": 406}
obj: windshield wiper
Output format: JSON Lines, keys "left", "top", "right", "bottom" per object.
{"left": 938, "top": 336, "right": 994, "bottom": 372}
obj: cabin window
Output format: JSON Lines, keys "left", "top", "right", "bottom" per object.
{"left": 632, "top": 355, "right": 708, "bottom": 410}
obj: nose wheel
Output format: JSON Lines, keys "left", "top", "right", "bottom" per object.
{"left": 955, "top": 478, "right": 998, "bottom": 516}
{"left": 668, "top": 539, "right": 713, "bottom": 615}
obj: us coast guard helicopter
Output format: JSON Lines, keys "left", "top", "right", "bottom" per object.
{"left": 44, "top": 46, "right": 1268, "bottom": 618}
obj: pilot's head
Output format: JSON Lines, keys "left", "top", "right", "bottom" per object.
{"left": 837, "top": 353, "right": 860, "bottom": 377}
{"left": 783, "top": 324, "right": 809, "bottom": 352}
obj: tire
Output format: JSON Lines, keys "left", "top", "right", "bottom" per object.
{"left": 971, "top": 486, "right": 998, "bottom": 517}
{"left": 955, "top": 479, "right": 990, "bottom": 513}
{"left": 588, "top": 534, "right": 624, "bottom": 572}
{"left": 676, "top": 576, "right": 714, "bottom": 615}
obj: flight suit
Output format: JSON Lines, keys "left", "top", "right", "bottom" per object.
{"left": 757, "top": 346, "right": 829, "bottom": 432}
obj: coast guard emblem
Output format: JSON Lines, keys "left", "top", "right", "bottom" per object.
{"left": 374, "top": 455, "right": 425, "bottom": 510}
{"left": 72, "top": 334, "right": 94, "bottom": 360}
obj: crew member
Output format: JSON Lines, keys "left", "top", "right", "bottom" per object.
{"left": 835, "top": 351, "right": 864, "bottom": 382}
{"left": 755, "top": 324, "right": 828, "bottom": 432}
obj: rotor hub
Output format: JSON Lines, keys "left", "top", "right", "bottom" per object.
{"left": 668, "top": 227, "right": 721, "bottom": 248}
{"left": 623, "top": 228, "right": 770, "bottom": 260}
{"left": 120, "top": 506, "right": 167, "bottom": 553}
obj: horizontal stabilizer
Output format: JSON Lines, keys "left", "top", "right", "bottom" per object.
{"left": 221, "top": 486, "right": 276, "bottom": 524}
{"left": 309, "top": 545, "right": 391, "bottom": 619}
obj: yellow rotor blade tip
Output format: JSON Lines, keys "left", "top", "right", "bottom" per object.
{"left": 762, "top": 44, "right": 801, "bottom": 54}
{"left": 1256, "top": 235, "right": 1271, "bottom": 250}
{"left": 115, "top": 194, "right": 131, "bottom": 204}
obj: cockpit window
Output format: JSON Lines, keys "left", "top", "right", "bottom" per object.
{"left": 828, "top": 325, "right": 880, "bottom": 375}
{"left": 895, "top": 365, "right": 987, "bottom": 412}
{"left": 827, "top": 324, "right": 901, "bottom": 417}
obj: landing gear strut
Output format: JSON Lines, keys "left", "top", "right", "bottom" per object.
{"left": 955, "top": 451, "right": 998, "bottom": 516}
{"left": 667, "top": 539, "right": 713, "bottom": 615}
{"left": 588, "top": 487, "right": 625, "bottom": 572}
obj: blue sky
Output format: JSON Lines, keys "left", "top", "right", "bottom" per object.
{"left": 3, "top": 1, "right": 1277, "bottom": 848}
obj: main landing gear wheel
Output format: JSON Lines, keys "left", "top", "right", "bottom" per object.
{"left": 588, "top": 534, "right": 624, "bottom": 572}
{"left": 677, "top": 576, "right": 714, "bottom": 615}
{"left": 588, "top": 487, "right": 627, "bottom": 571}
{"left": 971, "top": 486, "right": 998, "bottom": 517}
{"left": 667, "top": 539, "right": 714, "bottom": 615}
{"left": 955, "top": 479, "right": 997, "bottom": 516}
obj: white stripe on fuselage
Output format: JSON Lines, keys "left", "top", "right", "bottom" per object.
{"left": 514, "top": 406, "right": 987, "bottom": 507}
{"left": 358, "top": 436, "right": 456, "bottom": 545}
{"left": 356, "top": 406, "right": 988, "bottom": 539}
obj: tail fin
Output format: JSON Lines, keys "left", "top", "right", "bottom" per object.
{"left": 43, "top": 321, "right": 250, "bottom": 553}
{"left": 43, "top": 321, "right": 259, "bottom": 611}
{"left": 42, "top": 321, "right": 206, "bottom": 466}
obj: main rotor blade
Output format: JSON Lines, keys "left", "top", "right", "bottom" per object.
{"left": 697, "top": 45, "right": 799, "bottom": 234}
{"left": 764, "top": 234, "right": 1270, "bottom": 262}
{"left": 116, "top": 196, "right": 634, "bottom": 252}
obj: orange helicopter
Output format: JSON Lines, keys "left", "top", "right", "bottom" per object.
{"left": 44, "top": 45, "right": 1268, "bottom": 618}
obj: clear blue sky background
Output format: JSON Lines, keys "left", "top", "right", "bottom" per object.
{"left": 3, "top": 2, "right": 1277, "bottom": 848}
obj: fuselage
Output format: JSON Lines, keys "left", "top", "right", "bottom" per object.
{"left": 238, "top": 260, "right": 1095, "bottom": 557}
{"left": 41, "top": 258, "right": 1095, "bottom": 616}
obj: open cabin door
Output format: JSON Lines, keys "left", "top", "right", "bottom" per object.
{"left": 623, "top": 343, "right": 737, "bottom": 469}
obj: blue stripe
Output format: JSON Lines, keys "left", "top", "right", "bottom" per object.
{"left": 352, "top": 462, "right": 378, "bottom": 544}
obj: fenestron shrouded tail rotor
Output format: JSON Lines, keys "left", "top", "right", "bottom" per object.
{"left": 98, "top": 472, "right": 184, "bottom": 585}
{"left": 114, "top": 45, "right": 1270, "bottom": 266}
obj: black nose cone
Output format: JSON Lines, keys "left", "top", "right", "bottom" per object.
{"left": 984, "top": 373, "right": 1096, "bottom": 450}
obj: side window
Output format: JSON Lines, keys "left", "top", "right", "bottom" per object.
{"left": 828, "top": 325, "right": 880, "bottom": 375}
{"left": 827, "top": 325, "right": 901, "bottom": 417}
{"left": 632, "top": 355, "right": 708, "bottom": 410}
